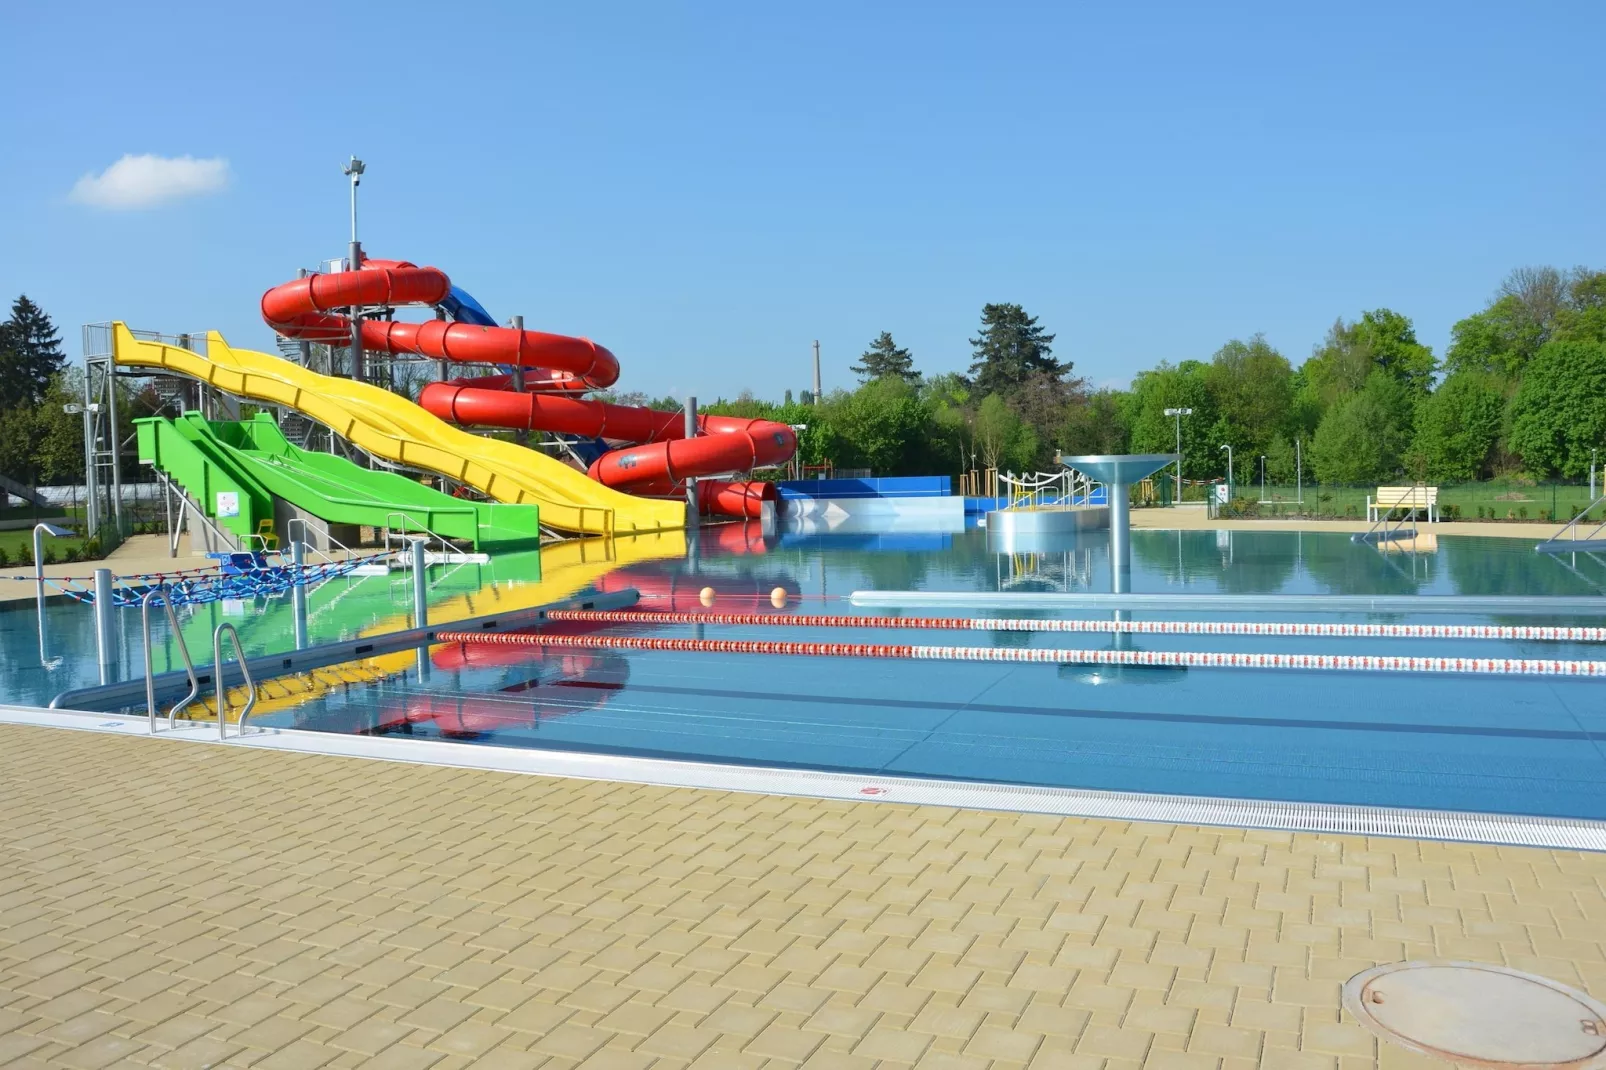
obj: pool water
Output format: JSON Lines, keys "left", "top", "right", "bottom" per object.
{"left": 4, "top": 525, "right": 1604, "bottom": 819}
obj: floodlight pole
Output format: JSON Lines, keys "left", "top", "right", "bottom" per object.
{"left": 1164, "top": 407, "right": 1192, "bottom": 504}
{"left": 1296, "top": 438, "right": 1303, "bottom": 505}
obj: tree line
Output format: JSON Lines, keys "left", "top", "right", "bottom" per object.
{"left": 696, "top": 266, "right": 1606, "bottom": 486}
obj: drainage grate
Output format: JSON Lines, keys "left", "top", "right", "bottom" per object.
{"left": 1344, "top": 962, "right": 1606, "bottom": 1068}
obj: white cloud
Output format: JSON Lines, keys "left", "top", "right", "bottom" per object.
{"left": 69, "top": 153, "right": 229, "bottom": 209}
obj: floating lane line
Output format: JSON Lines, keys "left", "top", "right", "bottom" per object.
{"left": 542, "top": 609, "right": 1606, "bottom": 643}
{"left": 434, "top": 630, "right": 1606, "bottom": 677}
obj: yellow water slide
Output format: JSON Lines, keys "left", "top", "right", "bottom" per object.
{"left": 111, "top": 323, "right": 686, "bottom": 535}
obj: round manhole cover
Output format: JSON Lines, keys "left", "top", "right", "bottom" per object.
{"left": 1344, "top": 961, "right": 1606, "bottom": 1068}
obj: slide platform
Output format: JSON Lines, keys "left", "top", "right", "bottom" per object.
{"left": 110, "top": 323, "right": 686, "bottom": 536}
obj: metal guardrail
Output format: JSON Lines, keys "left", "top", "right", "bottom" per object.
{"left": 212, "top": 623, "right": 256, "bottom": 740}
{"left": 1535, "top": 492, "right": 1606, "bottom": 554}
{"left": 50, "top": 589, "right": 642, "bottom": 714}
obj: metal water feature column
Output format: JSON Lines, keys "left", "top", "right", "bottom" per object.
{"left": 1058, "top": 454, "right": 1177, "bottom": 594}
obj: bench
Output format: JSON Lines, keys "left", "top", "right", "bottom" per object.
{"left": 1367, "top": 486, "right": 1438, "bottom": 523}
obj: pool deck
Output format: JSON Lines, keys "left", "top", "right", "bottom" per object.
{"left": 3, "top": 722, "right": 1604, "bottom": 1069}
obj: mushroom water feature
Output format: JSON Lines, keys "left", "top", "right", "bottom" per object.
{"left": 1058, "top": 454, "right": 1178, "bottom": 594}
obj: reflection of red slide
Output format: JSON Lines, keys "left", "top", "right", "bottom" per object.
{"left": 260, "top": 259, "right": 795, "bottom": 518}
{"left": 413, "top": 645, "right": 628, "bottom": 737}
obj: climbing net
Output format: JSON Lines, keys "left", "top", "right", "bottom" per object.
{"left": 3, "top": 551, "right": 394, "bottom": 607}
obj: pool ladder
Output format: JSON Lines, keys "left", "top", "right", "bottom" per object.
{"left": 142, "top": 588, "right": 257, "bottom": 739}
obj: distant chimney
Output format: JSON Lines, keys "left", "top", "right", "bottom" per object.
{"left": 812, "top": 340, "right": 822, "bottom": 405}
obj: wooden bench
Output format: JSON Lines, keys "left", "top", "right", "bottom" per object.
{"left": 1367, "top": 486, "right": 1438, "bottom": 523}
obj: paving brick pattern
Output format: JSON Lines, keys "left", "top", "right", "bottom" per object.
{"left": 2, "top": 723, "right": 1604, "bottom": 1069}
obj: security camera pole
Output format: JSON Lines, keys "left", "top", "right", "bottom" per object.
{"left": 342, "top": 156, "right": 366, "bottom": 382}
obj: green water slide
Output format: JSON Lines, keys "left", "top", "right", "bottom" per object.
{"left": 135, "top": 413, "right": 542, "bottom": 550}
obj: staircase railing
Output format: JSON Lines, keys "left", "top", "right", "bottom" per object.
{"left": 1535, "top": 493, "right": 1606, "bottom": 554}
{"left": 1353, "top": 484, "right": 1425, "bottom": 547}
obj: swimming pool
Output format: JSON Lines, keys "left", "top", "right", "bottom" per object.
{"left": 5, "top": 525, "right": 1604, "bottom": 820}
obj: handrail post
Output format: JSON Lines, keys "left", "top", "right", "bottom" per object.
{"left": 212, "top": 622, "right": 257, "bottom": 740}
{"left": 143, "top": 586, "right": 200, "bottom": 734}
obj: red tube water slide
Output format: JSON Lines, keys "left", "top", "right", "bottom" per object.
{"left": 260, "top": 259, "right": 795, "bottom": 518}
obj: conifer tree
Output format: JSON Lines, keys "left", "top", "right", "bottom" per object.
{"left": 851, "top": 331, "right": 919, "bottom": 384}
{"left": 0, "top": 296, "right": 66, "bottom": 410}
{"left": 967, "top": 303, "right": 1065, "bottom": 396}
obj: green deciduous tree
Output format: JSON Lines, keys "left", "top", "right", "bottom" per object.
{"left": 1125, "top": 361, "right": 1216, "bottom": 480}
{"left": 1060, "top": 389, "right": 1130, "bottom": 456}
{"left": 1443, "top": 294, "right": 1547, "bottom": 382}
{"left": 1507, "top": 340, "right": 1606, "bottom": 478}
{"left": 851, "top": 331, "right": 918, "bottom": 384}
{"left": 1310, "top": 372, "right": 1415, "bottom": 483}
{"left": 1303, "top": 309, "right": 1436, "bottom": 403}
{"left": 967, "top": 304, "right": 1065, "bottom": 397}
{"left": 1206, "top": 334, "right": 1293, "bottom": 461}
{"left": 973, "top": 393, "right": 1039, "bottom": 473}
{"left": 0, "top": 295, "right": 67, "bottom": 411}
{"left": 1410, "top": 371, "right": 1505, "bottom": 482}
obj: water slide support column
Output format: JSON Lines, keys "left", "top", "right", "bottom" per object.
{"left": 291, "top": 538, "right": 309, "bottom": 650}
{"left": 411, "top": 536, "right": 430, "bottom": 681}
{"left": 93, "top": 567, "right": 116, "bottom": 684}
{"left": 685, "top": 397, "right": 698, "bottom": 522}
{"left": 511, "top": 315, "right": 527, "bottom": 446}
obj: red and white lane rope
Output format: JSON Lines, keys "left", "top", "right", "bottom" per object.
{"left": 433, "top": 631, "right": 1606, "bottom": 677}
{"left": 542, "top": 609, "right": 1606, "bottom": 644}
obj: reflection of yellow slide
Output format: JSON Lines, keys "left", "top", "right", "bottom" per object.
{"left": 205, "top": 530, "right": 686, "bottom": 721}
{"left": 111, "top": 323, "right": 685, "bottom": 535}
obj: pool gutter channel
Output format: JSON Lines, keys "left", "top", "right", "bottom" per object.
{"left": 3, "top": 702, "right": 1604, "bottom": 853}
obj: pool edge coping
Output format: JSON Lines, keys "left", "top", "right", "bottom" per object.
{"left": 5, "top": 702, "right": 1604, "bottom": 854}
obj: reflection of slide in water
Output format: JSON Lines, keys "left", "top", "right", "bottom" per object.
{"left": 594, "top": 571, "right": 801, "bottom": 612}
{"left": 402, "top": 649, "right": 630, "bottom": 739}
{"left": 225, "top": 533, "right": 685, "bottom": 724}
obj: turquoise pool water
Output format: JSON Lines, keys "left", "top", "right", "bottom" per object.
{"left": 4, "top": 525, "right": 1604, "bottom": 819}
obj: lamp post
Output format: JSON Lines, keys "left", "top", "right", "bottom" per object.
{"left": 1220, "top": 443, "right": 1234, "bottom": 499}
{"left": 1163, "top": 407, "right": 1192, "bottom": 504}
{"left": 341, "top": 156, "right": 366, "bottom": 383}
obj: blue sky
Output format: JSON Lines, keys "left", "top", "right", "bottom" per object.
{"left": 3, "top": 1, "right": 1603, "bottom": 401}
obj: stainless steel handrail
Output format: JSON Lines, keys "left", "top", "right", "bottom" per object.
{"left": 383, "top": 511, "right": 453, "bottom": 557}
{"left": 211, "top": 623, "right": 257, "bottom": 740}
{"left": 285, "top": 516, "right": 363, "bottom": 564}
{"left": 142, "top": 587, "right": 200, "bottom": 733}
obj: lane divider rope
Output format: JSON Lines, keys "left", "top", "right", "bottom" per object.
{"left": 543, "top": 609, "right": 1606, "bottom": 643}
{"left": 433, "top": 630, "right": 1606, "bottom": 676}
